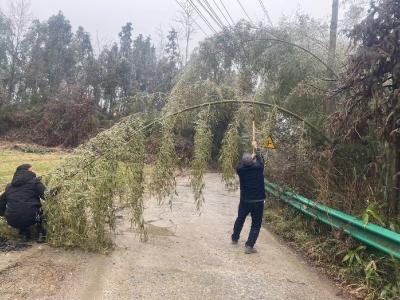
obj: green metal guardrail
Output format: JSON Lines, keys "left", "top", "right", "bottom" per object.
{"left": 265, "top": 180, "right": 400, "bottom": 259}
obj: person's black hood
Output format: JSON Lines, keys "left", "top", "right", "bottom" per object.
{"left": 11, "top": 165, "right": 36, "bottom": 187}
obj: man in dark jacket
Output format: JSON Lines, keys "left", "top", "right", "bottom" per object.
{"left": 0, "top": 164, "right": 46, "bottom": 243}
{"left": 231, "top": 142, "right": 266, "bottom": 254}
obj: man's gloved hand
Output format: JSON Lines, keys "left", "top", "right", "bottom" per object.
{"left": 48, "top": 186, "right": 60, "bottom": 197}
{"left": 251, "top": 141, "right": 258, "bottom": 159}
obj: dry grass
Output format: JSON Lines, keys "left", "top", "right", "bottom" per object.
{"left": 0, "top": 148, "right": 66, "bottom": 191}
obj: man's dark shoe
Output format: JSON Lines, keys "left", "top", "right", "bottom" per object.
{"left": 19, "top": 229, "right": 31, "bottom": 243}
{"left": 245, "top": 245, "right": 257, "bottom": 254}
{"left": 37, "top": 233, "right": 46, "bottom": 244}
{"left": 231, "top": 239, "right": 238, "bottom": 245}
{"left": 21, "top": 233, "right": 30, "bottom": 243}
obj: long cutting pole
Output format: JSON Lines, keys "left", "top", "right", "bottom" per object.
{"left": 252, "top": 120, "right": 256, "bottom": 156}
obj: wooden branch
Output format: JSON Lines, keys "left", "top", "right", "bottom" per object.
{"left": 53, "top": 100, "right": 332, "bottom": 181}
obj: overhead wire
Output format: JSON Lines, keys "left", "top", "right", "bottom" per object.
{"left": 235, "top": 0, "right": 253, "bottom": 24}
{"left": 203, "top": 0, "right": 226, "bottom": 28}
{"left": 188, "top": 0, "right": 218, "bottom": 33}
{"left": 197, "top": 0, "right": 252, "bottom": 70}
{"left": 187, "top": 0, "right": 218, "bottom": 34}
{"left": 206, "top": 0, "right": 329, "bottom": 61}
{"left": 257, "top": 0, "right": 273, "bottom": 27}
{"left": 210, "top": 0, "right": 258, "bottom": 123}
{"left": 218, "top": 0, "right": 235, "bottom": 25}
{"left": 194, "top": 0, "right": 224, "bottom": 29}
{"left": 212, "top": 0, "right": 232, "bottom": 27}
{"left": 174, "top": 0, "right": 209, "bottom": 36}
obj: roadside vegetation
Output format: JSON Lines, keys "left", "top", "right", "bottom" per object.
{"left": 265, "top": 202, "right": 400, "bottom": 300}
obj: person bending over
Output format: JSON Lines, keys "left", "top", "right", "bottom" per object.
{"left": 231, "top": 142, "right": 266, "bottom": 254}
{"left": 0, "top": 164, "right": 46, "bottom": 243}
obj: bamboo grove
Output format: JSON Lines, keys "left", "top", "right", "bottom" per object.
{"left": 41, "top": 96, "right": 314, "bottom": 252}
{"left": 17, "top": 0, "right": 400, "bottom": 256}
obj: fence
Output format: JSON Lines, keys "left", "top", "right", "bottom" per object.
{"left": 265, "top": 180, "right": 400, "bottom": 259}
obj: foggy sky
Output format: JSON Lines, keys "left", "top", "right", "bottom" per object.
{"left": 0, "top": 0, "right": 334, "bottom": 52}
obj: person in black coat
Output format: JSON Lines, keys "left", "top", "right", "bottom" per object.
{"left": 0, "top": 164, "right": 46, "bottom": 243}
{"left": 231, "top": 142, "right": 266, "bottom": 254}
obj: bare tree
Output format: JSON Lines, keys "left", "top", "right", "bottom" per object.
{"left": 3, "top": 0, "right": 32, "bottom": 102}
{"left": 341, "top": 0, "right": 368, "bottom": 30}
{"left": 155, "top": 25, "right": 166, "bottom": 61}
{"left": 327, "top": 0, "right": 339, "bottom": 74}
{"left": 175, "top": 0, "right": 197, "bottom": 64}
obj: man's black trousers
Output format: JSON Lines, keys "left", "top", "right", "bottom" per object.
{"left": 5, "top": 210, "right": 45, "bottom": 237}
{"left": 232, "top": 201, "right": 264, "bottom": 247}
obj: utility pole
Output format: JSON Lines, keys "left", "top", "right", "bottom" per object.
{"left": 326, "top": 0, "right": 339, "bottom": 114}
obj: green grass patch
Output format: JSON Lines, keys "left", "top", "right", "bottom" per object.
{"left": 0, "top": 149, "right": 66, "bottom": 190}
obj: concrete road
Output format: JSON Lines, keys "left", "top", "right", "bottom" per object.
{"left": 0, "top": 174, "right": 344, "bottom": 300}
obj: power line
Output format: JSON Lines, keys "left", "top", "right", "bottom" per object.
{"left": 236, "top": 0, "right": 253, "bottom": 24}
{"left": 189, "top": 0, "right": 219, "bottom": 33}
{"left": 203, "top": 0, "right": 226, "bottom": 28}
{"left": 187, "top": 0, "right": 218, "bottom": 34}
{"left": 194, "top": 0, "right": 224, "bottom": 30}
{"left": 187, "top": 0, "right": 216, "bottom": 33}
{"left": 218, "top": 0, "right": 235, "bottom": 25}
{"left": 198, "top": 0, "right": 251, "bottom": 67}
{"left": 174, "top": 0, "right": 209, "bottom": 36}
{"left": 212, "top": 0, "right": 232, "bottom": 27}
{"left": 257, "top": 0, "right": 273, "bottom": 27}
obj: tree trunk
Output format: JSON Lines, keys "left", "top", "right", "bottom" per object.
{"left": 384, "top": 142, "right": 400, "bottom": 218}
{"left": 8, "top": 54, "right": 16, "bottom": 102}
{"left": 325, "top": 0, "right": 339, "bottom": 114}
{"left": 393, "top": 148, "right": 400, "bottom": 217}
{"left": 186, "top": 26, "right": 190, "bottom": 64}
{"left": 328, "top": 0, "right": 339, "bottom": 70}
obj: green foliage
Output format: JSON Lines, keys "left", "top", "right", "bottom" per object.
{"left": 329, "top": 0, "right": 400, "bottom": 219}
{"left": 364, "top": 259, "right": 381, "bottom": 287}
{"left": 190, "top": 109, "right": 213, "bottom": 209}
{"left": 43, "top": 117, "right": 146, "bottom": 251}
{"left": 259, "top": 104, "right": 277, "bottom": 143}
{"left": 362, "top": 203, "right": 385, "bottom": 226}
{"left": 28, "top": 97, "right": 327, "bottom": 252}
{"left": 219, "top": 113, "right": 241, "bottom": 188}
{"left": 342, "top": 245, "right": 366, "bottom": 267}
{"left": 150, "top": 118, "right": 178, "bottom": 208}
{"left": 165, "top": 28, "right": 181, "bottom": 68}
{"left": 44, "top": 158, "right": 115, "bottom": 251}
{"left": 167, "top": 79, "right": 226, "bottom": 117}
{"left": 284, "top": 79, "right": 326, "bottom": 126}
{"left": 380, "top": 257, "right": 400, "bottom": 299}
{"left": 0, "top": 11, "right": 180, "bottom": 146}
{"left": 117, "top": 119, "right": 147, "bottom": 240}
{"left": 18, "top": 145, "right": 53, "bottom": 154}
